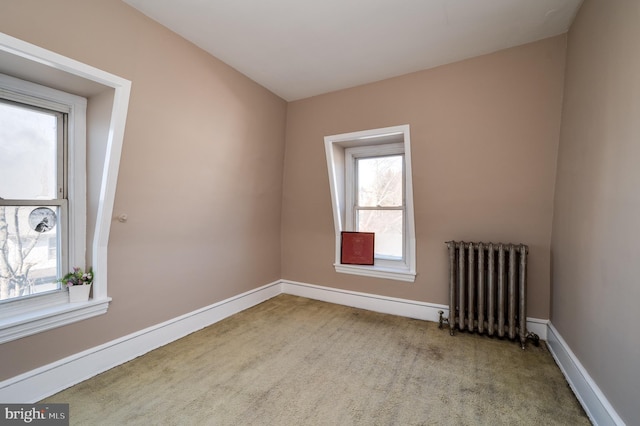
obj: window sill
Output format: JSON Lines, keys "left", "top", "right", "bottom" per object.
{"left": 0, "top": 297, "right": 111, "bottom": 344}
{"left": 334, "top": 263, "right": 416, "bottom": 282}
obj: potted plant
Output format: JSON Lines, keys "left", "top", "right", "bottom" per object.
{"left": 59, "top": 267, "right": 93, "bottom": 303}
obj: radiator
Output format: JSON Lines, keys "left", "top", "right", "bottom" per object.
{"left": 441, "top": 241, "right": 537, "bottom": 349}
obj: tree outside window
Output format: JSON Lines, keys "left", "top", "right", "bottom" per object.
{"left": 355, "top": 154, "right": 404, "bottom": 259}
{"left": 0, "top": 100, "right": 63, "bottom": 301}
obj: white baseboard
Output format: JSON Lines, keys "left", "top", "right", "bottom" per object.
{"left": 280, "top": 279, "right": 547, "bottom": 340}
{"left": 546, "top": 323, "right": 624, "bottom": 426}
{"left": 281, "top": 279, "right": 448, "bottom": 322}
{"left": 0, "top": 278, "right": 550, "bottom": 404}
{"left": 526, "top": 317, "right": 549, "bottom": 341}
{"left": 0, "top": 281, "right": 281, "bottom": 403}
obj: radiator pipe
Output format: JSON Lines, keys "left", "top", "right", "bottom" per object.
{"left": 477, "top": 243, "right": 485, "bottom": 335}
{"left": 458, "top": 241, "right": 466, "bottom": 331}
{"left": 508, "top": 245, "right": 517, "bottom": 340}
{"left": 497, "top": 244, "right": 505, "bottom": 338}
{"left": 467, "top": 242, "right": 475, "bottom": 332}
{"left": 519, "top": 244, "right": 528, "bottom": 349}
{"left": 487, "top": 243, "right": 495, "bottom": 336}
{"left": 447, "top": 241, "right": 456, "bottom": 336}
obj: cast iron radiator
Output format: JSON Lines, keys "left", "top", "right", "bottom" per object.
{"left": 440, "top": 241, "right": 538, "bottom": 349}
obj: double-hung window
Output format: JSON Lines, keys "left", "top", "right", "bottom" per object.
{"left": 346, "top": 144, "right": 405, "bottom": 264}
{"left": 325, "top": 125, "right": 416, "bottom": 282}
{"left": 0, "top": 97, "right": 68, "bottom": 302}
{"left": 0, "top": 34, "right": 130, "bottom": 344}
{"left": 0, "top": 71, "right": 90, "bottom": 342}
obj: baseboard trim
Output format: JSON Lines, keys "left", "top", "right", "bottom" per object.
{"left": 0, "top": 279, "right": 550, "bottom": 404}
{"left": 526, "top": 317, "right": 549, "bottom": 341}
{"left": 281, "top": 279, "right": 448, "bottom": 322}
{"left": 546, "top": 323, "right": 624, "bottom": 426}
{"left": 280, "top": 279, "right": 547, "bottom": 340}
{"left": 0, "top": 281, "right": 281, "bottom": 403}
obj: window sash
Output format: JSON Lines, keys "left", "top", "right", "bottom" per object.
{"left": 0, "top": 98, "right": 66, "bottom": 201}
{"left": 345, "top": 143, "right": 407, "bottom": 266}
{"left": 354, "top": 154, "right": 405, "bottom": 209}
{"left": 0, "top": 200, "right": 69, "bottom": 270}
{"left": 0, "top": 96, "right": 69, "bottom": 304}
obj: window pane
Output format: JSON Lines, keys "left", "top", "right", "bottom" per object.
{"left": 357, "top": 155, "right": 403, "bottom": 207}
{"left": 0, "top": 102, "right": 58, "bottom": 200}
{"left": 357, "top": 209, "right": 403, "bottom": 259}
{"left": 0, "top": 205, "right": 60, "bottom": 301}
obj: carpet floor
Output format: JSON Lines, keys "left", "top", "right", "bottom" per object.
{"left": 43, "top": 294, "right": 590, "bottom": 425}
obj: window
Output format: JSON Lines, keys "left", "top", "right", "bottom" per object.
{"left": 0, "top": 98, "right": 69, "bottom": 302}
{"left": 325, "top": 125, "right": 416, "bottom": 282}
{"left": 346, "top": 144, "right": 405, "bottom": 263}
{"left": 0, "top": 33, "right": 130, "bottom": 344}
{"left": 0, "top": 73, "right": 87, "bottom": 311}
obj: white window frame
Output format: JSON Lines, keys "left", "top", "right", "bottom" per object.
{"left": 325, "top": 125, "right": 416, "bottom": 282}
{"left": 0, "top": 73, "right": 88, "bottom": 313}
{"left": 0, "top": 32, "right": 131, "bottom": 343}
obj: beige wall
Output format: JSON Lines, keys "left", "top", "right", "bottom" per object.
{"left": 282, "top": 36, "right": 567, "bottom": 319}
{"left": 0, "top": 0, "right": 287, "bottom": 380}
{"left": 551, "top": 0, "right": 640, "bottom": 423}
{"left": 10, "top": 4, "right": 629, "bottom": 416}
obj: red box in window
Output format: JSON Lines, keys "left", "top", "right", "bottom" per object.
{"left": 341, "top": 232, "right": 375, "bottom": 265}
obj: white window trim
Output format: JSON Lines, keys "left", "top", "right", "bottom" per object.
{"left": 0, "top": 32, "right": 131, "bottom": 343}
{"left": 325, "top": 125, "right": 416, "bottom": 282}
{"left": 0, "top": 73, "right": 88, "bottom": 336}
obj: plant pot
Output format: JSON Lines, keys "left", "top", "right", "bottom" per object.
{"left": 68, "top": 284, "right": 91, "bottom": 303}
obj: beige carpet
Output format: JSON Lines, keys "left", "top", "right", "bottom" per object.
{"left": 43, "top": 294, "right": 590, "bottom": 425}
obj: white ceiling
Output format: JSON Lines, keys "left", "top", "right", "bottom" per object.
{"left": 123, "top": 0, "right": 582, "bottom": 101}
